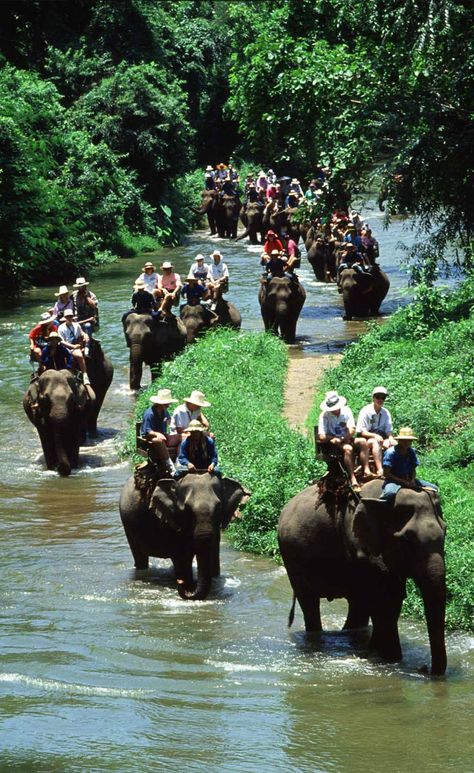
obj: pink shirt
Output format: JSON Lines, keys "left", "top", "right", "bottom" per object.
{"left": 158, "top": 272, "right": 181, "bottom": 292}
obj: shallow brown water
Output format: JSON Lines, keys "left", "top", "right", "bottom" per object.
{"left": 0, "top": 206, "right": 472, "bottom": 771}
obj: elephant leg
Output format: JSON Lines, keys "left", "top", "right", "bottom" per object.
{"left": 282, "top": 318, "right": 297, "bottom": 344}
{"left": 210, "top": 532, "right": 221, "bottom": 578}
{"left": 38, "top": 425, "right": 56, "bottom": 470}
{"left": 370, "top": 593, "right": 403, "bottom": 661}
{"left": 172, "top": 553, "right": 195, "bottom": 591}
{"left": 343, "top": 594, "right": 370, "bottom": 629}
{"left": 290, "top": 576, "right": 323, "bottom": 632}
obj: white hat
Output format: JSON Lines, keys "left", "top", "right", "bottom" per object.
{"left": 187, "top": 419, "right": 206, "bottom": 433}
{"left": 184, "top": 390, "right": 211, "bottom": 407}
{"left": 46, "top": 331, "right": 61, "bottom": 341}
{"left": 54, "top": 285, "right": 69, "bottom": 296}
{"left": 206, "top": 165, "right": 213, "bottom": 172}
{"left": 211, "top": 250, "right": 222, "bottom": 259}
{"left": 195, "top": 254, "right": 205, "bottom": 261}
{"left": 135, "top": 279, "right": 146, "bottom": 290}
{"left": 142, "top": 261, "right": 155, "bottom": 271}
{"left": 161, "top": 261, "right": 173, "bottom": 269}
{"left": 320, "top": 390, "right": 347, "bottom": 412}
{"left": 38, "top": 312, "right": 55, "bottom": 325}
{"left": 150, "top": 389, "right": 178, "bottom": 405}
{"left": 291, "top": 178, "right": 300, "bottom": 184}
{"left": 372, "top": 386, "right": 388, "bottom": 397}
{"left": 61, "top": 309, "right": 74, "bottom": 320}
{"left": 187, "top": 271, "right": 198, "bottom": 280}
{"left": 73, "top": 277, "right": 89, "bottom": 288}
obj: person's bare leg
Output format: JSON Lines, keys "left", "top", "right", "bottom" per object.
{"left": 343, "top": 443, "right": 358, "bottom": 485}
{"left": 354, "top": 437, "right": 371, "bottom": 477}
{"left": 370, "top": 438, "right": 384, "bottom": 475}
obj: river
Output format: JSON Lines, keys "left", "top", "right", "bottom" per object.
{"left": 0, "top": 205, "right": 473, "bottom": 772}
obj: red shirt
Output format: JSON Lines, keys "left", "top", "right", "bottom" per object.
{"left": 263, "top": 237, "right": 283, "bottom": 254}
{"left": 29, "top": 321, "right": 56, "bottom": 344}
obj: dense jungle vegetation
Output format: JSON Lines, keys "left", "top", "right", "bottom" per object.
{"left": 0, "top": 0, "right": 473, "bottom": 296}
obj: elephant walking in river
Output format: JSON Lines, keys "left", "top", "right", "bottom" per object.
{"left": 123, "top": 312, "right": 187, "bottom": 390}
{"left": 278, "top": 478, "right": 447, "bottom": 675}
{"left": 23, "top": 369, "right": 95, "bottom": 476}
{"left": 258, "top": 276, "right": 306, "bottom": 344}
{"left": 85, "top": 339, "right": 114, "bottom": 435}
{"left": 338, "top": 265, "right": 390, "bottom": 320}
{"left": 119, "top": 471, "right": 250, "bottom": 600}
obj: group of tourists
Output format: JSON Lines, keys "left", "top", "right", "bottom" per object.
{"left": 317, "top": 386, "right": 437, "bottom": 501}
{"left": 204, "top": 162, "right": 240, "bottom": 195}
{"left": 140, "top": 388, "right": 218, "bottom": 478}
{"left": 28, "top": 277, "right": 99, "bottom": 385}
{"left": 260, "top": 230, "right": 301, "bottom": 280}
{"left": 128, "top": 250, "right": 230, "bottom": 320}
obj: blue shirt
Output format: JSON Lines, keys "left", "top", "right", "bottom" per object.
{"left": 178, "top": 436, "right": 218, "bottom": 469}
{"left": 383, "top": 446, "right": 419, "bottom": 479}
{"left": 40, "top": 343, "right": 73, "bottom": 370}
{"left": 181, "top": 283, "right": 206, "bottom": 305}
{"left": 141, "top": 407, "right": 170, "bottom": 436}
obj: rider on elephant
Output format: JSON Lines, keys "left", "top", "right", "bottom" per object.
{"left": 135, "top": 261, "right": 159, "bottom": 294}
{"left": 189, "top": 255, "right": 210, "bottom": 282}
{"left": 72, "top": 277, "right": 99, "bottom": 343}
{"left": 204, "top": 165, "right": 216, "bottom": 189}
{"left": 169, "top": 390, "right": 211, "bottom": 451}
{"left": 377, "top": 427, "right": 438, "bottom": 505}
{"left": 40, "top": 331, "right": 73, "bottom": 373}
{"left": 50, "top": 285, "right": 74, "bottom": 321}
{"left": 140, "top": 389, "right": 179, "bottom": 477}
{"left": 207, "top": 251, "right": 229, "bottom": 299}
{"left": 58, "top": 308, "right": 90, "bottom": 384}
{"left": 176, "top": 420, "right": 219, "bottom": 477}
{"left": 337, "top": 243, "right": 371, "bottom": 275}
{"left": 262, "top": 230, "right": 283, "bottom": 254}
{"left": 356, "top": 386, "right": 396, "bottom": 477}
{"left": 261, "top": 250, "right": 287, "bottom": 280}
{"left": 317, "top": 391, "right": 372, "bottom": 491}
{"left": 29, "top": 313, "right": 58, "bottom": 364}
{"left": 155, "top": 261, "right": 181, "bottom": 312}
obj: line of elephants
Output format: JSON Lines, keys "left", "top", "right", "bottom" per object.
{"left": 22, "top": 227, "right": 446, "bottom": 677}
{"left": 195, "top": 188, "right": 390, "bottom": 321}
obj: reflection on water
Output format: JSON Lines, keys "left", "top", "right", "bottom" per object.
{"left": 0, "top": 206, "right": 472, "bottom": 772}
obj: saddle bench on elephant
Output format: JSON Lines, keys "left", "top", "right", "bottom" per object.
{"left": 135, "top": 421, "right": 178, "bottom": 463}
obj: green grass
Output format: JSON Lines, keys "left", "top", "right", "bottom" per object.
{"left": 306, "top": 280, "right": 474, "bottom": 632}
{"left": 122, "top": 328, "right": 323, "bottom": 558}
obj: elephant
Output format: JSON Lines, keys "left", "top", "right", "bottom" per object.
{"left": 23, "top": 369, "right": 96, "bottom": 476}
{"left": 338, "top": 265, "right": 390, "bottom": 320}
{"left": 307, "top": 238, "right": 337, "bottom": 282}
{"left": 180, "top": 303, "right": 220, "bottom": 343}
{"left": 123, "top": 312, "right": 187, "bottom": 391}
{"left": 236, "top": 202, "right": 265, "bottom": 244}
{"left": 211, "top": 284, "right": 242, "bottom": 329}
{"left": 216, "top": 194, "right": 241, "bottom": 239}
{"left": 258, "top": 276, "right": 306, "bottom": 344}
{"left": 192, "top": 189, "right": 219, "bottom": 235}
{"left": 119, "top": 471, "right": 250, "bottom": 600}
{"left": 262, "top": 206, "right": 300, "bottom": 242}
{"left": 85, "top": 339, "right": 114, "bottom": 435}
{"left": 278, "top": 477, "right": 447, "bottom": 675}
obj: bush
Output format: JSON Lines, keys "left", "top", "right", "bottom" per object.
{"left": 307, "top": 278, "right": 474, "bottom": 632}
{"left": 122, "top": 328, "right": 323, "bottom": 558}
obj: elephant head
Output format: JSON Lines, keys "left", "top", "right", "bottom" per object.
{"left": 258, "top": 277, "right": 306, "bottom": 344}
{"left": 123, "top": 312, "right": 186, "bottom": 390}
{"left": 353, "top": 482, "right": 447, "bottom": 675}
{"left": 192, "top": 189, "right": 218, "bottom": 216}
{"left": 180, "top": 304, "right": 219, "bottom": 343}
{"left": 23, "top": 370, "right": 95, "bottom": 475}
{"left": 150, "top": 473, "right": 250, "bottom": 600}
{"left": 339, "top": 267, "right": 389, "bottom": 320}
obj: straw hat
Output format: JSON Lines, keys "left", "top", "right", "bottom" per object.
{"left": 320, "top": 390, "right": 347, "bottom": 412}
{"left": 270, "top": 249, "right": 281, "bottom": 256}
{"left": 217, "top": 163, "right": 226, "bottom": 169}
{"left": 46, "top": 331, "right": 61, "bottom": 341}
{"left": 161, "top": 261, "right": 173, "bottom": 270}
{"left": 150, "top": 389, "right": 178, "bottom": 405}
{"left": 291, "top": 178, "right": 300, "bottom": 184}
{"left": 186, "top": 272, "right": 198, "bottom": 281}
{"left": 73, "top": 277, "right": 89, "bottom": 288}
{"left": 135, "top": 279, "right": 146, "bottom": 290}
{"left": 184, "top": 390, "right": 211, "bottom": 407}
{"left": 54, "top": 285, "right": 69, "bottom": 297}
{"left": 187, "top": 420, "right": 206, "bottom": 433}
{"left": 142, "top": 261, "right": 155, "bottom": 271}
{"left": 395, "top": 427, "right": 418, "bottom": 441}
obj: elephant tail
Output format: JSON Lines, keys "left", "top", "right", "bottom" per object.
{"left": 288, "top": 593, "right": 297, "bottom": 628}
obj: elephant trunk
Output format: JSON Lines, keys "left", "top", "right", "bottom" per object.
{"left": 177, "top": 540, "right": 213, "bottom": 601}
{"left": 129, "top": 341, "right": 144, "bottom": 390}
{"left": 53, "top": 424, "right": 72, "bottom": 476}
{"left": 416, "top": 553, "right": 447, "bottom": 675}
{"left": 192, "top": 205, "right": 207, "bottom": 215}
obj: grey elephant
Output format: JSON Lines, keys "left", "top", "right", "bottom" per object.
{"left": 237, "top": 202, "right": 265, "bottom": 244}
{"left": 307, "top": 238, "right": 337, "bottom": 282}
{"left": 278, "top": 478, "right": 447, "bottom": 675}
{"left": 258, "top": 276, "right": 306, "bottom": 344}
{"left": 119, "top": 471, "right": 250, "bottom": 600}
{"left": 216, "top": 194, "right": 241, "bottom": 239}
{"left": 180, "top": 303, "right": 220, "bottom": 343}
{"left": 211, "top": 284, "right": 241, "bottom": 329}
{"left": 338, "top": 265, "right": 390, "bottom": 320}
{"left": 123, "top": 312, "right": 187, "bottom": 390}
{"left": 85, "top": 339, "right": 114, "bottom": 435}
{"left": 23, "top": 369, "right": 96, "bottom": 476}
{"left": 192, "top": 189, "right": 219, "bottom": 235}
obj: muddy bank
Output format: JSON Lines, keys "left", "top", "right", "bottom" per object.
{"left": 284, "top": 352, "right": 341, "bottom": 433}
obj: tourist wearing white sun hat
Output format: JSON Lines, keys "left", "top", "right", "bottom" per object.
{"left": 140, "top": 388, "right": 180, "bottom": 476}
{"left": 356, "top": 386, "right": 396, "bottom": 477}
{"left": 169, "top": 390, "right": 211, "bottom": 447}
{"left": 317, "top": 390, "right": 370, "bottom": 491}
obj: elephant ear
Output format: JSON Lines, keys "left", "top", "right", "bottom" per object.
{"left": 219, "top": 477, "right": 251, "bottom": 528}
{"left": 150, "top": 478, "right": 188, "bottom": 533}
{"left": 352, "top": 501, "right": 384, "bottom": 556}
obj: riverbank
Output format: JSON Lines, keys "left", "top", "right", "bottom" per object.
{"left": 307, "top": 281, "right": 474, "bottom": 633}
{"left": 284, "top": 352, "right": 341, "bottom": 432}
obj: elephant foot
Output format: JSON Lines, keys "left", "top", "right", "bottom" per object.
{"left": 57, "top": 463, "right": 72, "bottom": 476}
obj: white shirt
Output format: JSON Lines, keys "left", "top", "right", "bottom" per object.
{"left": 136, "top": 271, "right": 159, "bottom": 293}
{"left": 209, "top": 261, "right": 229, "bottom": 281}
{"left": 190, "top": 262, "right": 210, "bottom": 281}
{"left": 169, "top": 404, "right": 202, "bottom": 435}
{"left": 58, "top": 321, "right": 83, "bottom": 344}
{"left": 356, "top": 403, "right": 392, "bottom": 436}
{"left": 318, "top": 406, "right": 355, "bottom": 438}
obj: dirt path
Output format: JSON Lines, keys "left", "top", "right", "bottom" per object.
{"left": 283, "top": 353, "right": 342, "bottom": 435}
